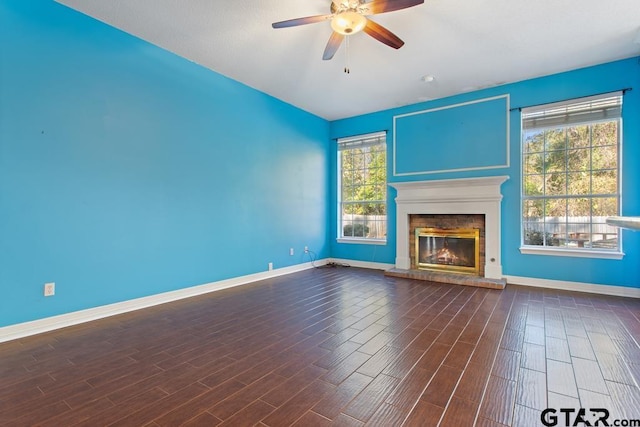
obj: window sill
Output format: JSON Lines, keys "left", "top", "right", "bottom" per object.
{"left": 337, "top": 238, "right": 387, "bottom": 246}
{"left": 519, "top": 246, "right": 624, "bottom": 260}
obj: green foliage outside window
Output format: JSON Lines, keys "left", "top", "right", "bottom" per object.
{"left": 343, "top": 223, "right": 370, "bottom": 237}
{"left": 339, "top": 134, "right": 387, "bottom": 240}
{"left": 341, "top": 145, "right": 386, "bottom": 215}
{"left": 523, "top": 122, "right": 618, "bottom": 219}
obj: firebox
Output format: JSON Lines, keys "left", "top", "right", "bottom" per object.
{"left": 415, "top": 228, "right": 480, "bottom": 275}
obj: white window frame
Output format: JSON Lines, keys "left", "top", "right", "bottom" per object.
{"left": 519, "top": 92, "right": 624, "bottom": 259}
{"left": 337, "top": 131, "right": 387, "bottom": 245}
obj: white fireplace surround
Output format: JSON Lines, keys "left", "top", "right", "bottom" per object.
{"left": 389, "top": 176, "right": 509, "bottom": 280}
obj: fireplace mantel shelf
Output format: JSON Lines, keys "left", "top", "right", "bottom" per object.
{"left": 390, "top": 176, "right": 509, "bottom": 190}
{"left": 390, "top": 176, "right": 509, "bottom": 203}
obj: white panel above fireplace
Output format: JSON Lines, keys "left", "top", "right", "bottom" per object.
{"left": 389, "top": 176, "right": 509, "bottom": 279}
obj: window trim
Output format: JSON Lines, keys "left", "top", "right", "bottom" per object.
{"left": 519, "top": 246, "right": 624, "bottom": 259}
{"left": 337, "top": 131, "right": 387, "bottom": 244}
{"left": 337, "top": 237, "right": 387, "bottom": 245}
{"left": 519, "top": 92, "right": 624, "bottom": 258}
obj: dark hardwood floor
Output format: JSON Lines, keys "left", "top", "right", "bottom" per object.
{"left": 1, "top": 267, "right": 640, "bottom": 426}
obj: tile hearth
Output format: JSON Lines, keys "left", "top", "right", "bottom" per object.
{"left": 385, "top": 268, "right": 507, "bottom": 290}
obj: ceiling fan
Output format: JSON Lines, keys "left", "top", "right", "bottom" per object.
{"left": 272, "top": 0, "right": 424, "bottom": 60}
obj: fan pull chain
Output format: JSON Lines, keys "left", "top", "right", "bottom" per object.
{"left": 344, "top": 36, "right": 350, "bottom": 74}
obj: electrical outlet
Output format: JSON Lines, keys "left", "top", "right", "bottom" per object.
{"left": 268, "top": 262, "right": 273, "bottom": 271}
{"left": 304, "top": 246, "right": 309, "bottom": 253}
{"left": 44, "top": 282, "right": 55, "bottom": 297}
{"left": 289, "top": 248, "right": 294, "bottom": 256}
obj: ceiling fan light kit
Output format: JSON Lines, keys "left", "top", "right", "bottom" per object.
{"left": 331, "top": 11, "right": 367, "bottom": 35}
{"left": 272, "top": 0, "right": 424, "bottom": 61}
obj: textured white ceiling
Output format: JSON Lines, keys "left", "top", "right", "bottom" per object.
{"left": 55, "top": 0, "right": 640, "bottom": 121}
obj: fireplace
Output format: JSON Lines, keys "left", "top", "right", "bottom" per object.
{"left": 409, "top": 213, "right": 485, "bottom": 276}
{"left": 415, "top": 228, "right": 480, "bottom": 275}
{"left": 388, "top": 176, "right": 509, "bottom": 288}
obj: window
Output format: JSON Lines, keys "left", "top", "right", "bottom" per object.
{"left": 521, "top": 93, "right": 622, "bottom": 256}
{"left": 338, "top": 132, "right": 387, "bottom": 243}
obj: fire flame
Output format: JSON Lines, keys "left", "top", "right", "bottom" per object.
{"left": 436, "top": 247, "right": 458, "bottom": 263}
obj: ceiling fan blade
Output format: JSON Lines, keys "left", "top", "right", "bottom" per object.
{"left": 363, "top": 19, "right": 405, "bottom": 49}
{"left": 323, "top": 31, "right": 345, "bottom": 60}
{"left": 364, "top": 0, "right": 424, "bottom": 15}
{"left": 272, "top": 14, "right": 333, "bottom": 29}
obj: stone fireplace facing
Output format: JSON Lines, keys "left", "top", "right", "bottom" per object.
{"left": 387, "top": 176, "right": 509, "bottom": 289}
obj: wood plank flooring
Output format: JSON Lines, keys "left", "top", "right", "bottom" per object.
{"left": 1, "top": 267, "right": 639, "bottom": 426}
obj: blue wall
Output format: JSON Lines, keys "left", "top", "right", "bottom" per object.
{"left": 0, "top": 0, "right": 330, "bottom": 327}
{"left": 330, "top": 58, "right": 640, "bottom": 288}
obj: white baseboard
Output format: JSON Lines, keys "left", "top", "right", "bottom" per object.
{"left": 505, "top": 275, "right": 640, "bottom": 298}
{"left": 328, "top": 258, "right": 395, "bottom": 271}
{"left": 5, "top": 262, "right": 635, "bottom": 344}
{"left": 0, "top": 259, "right": 330, "bottom": 344}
